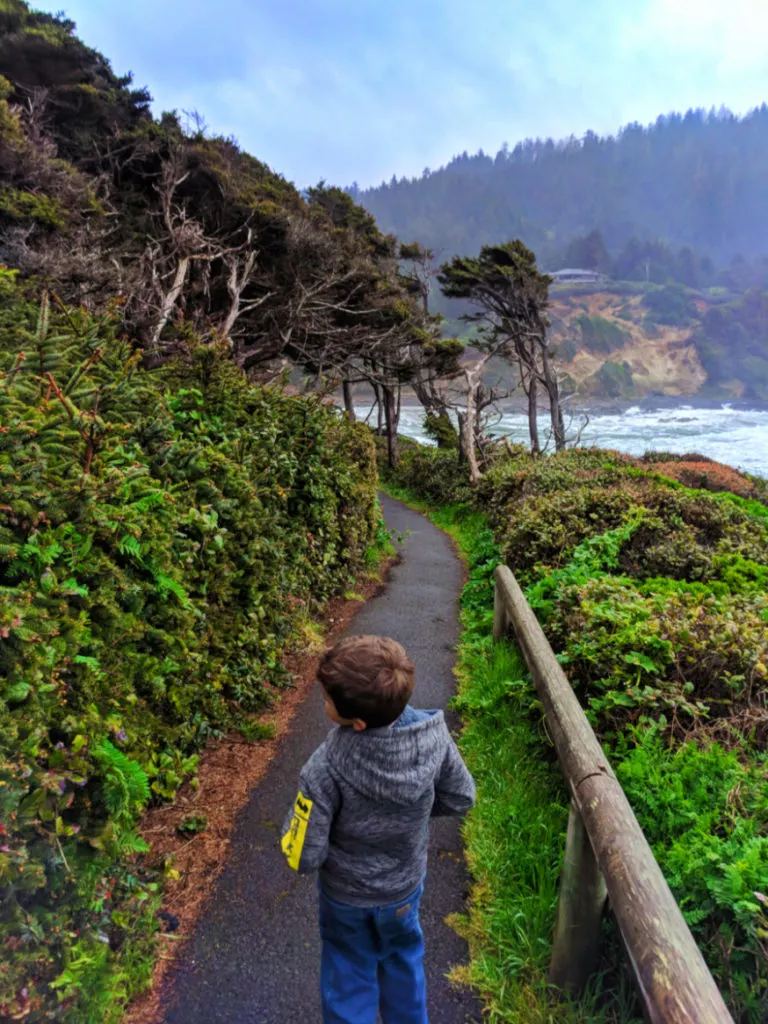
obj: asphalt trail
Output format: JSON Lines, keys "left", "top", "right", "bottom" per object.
{"left": 162, "top": 494, "right": 481, "bottom": 1023}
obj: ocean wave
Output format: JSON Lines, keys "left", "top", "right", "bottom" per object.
{"left": 355, "top": 403, "right": 768, "bottom": 477}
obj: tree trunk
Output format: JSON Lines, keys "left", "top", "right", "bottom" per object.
{"left": 221, "top": 249, "right": 257, "bottom": 341}
{"left": 527, "top": 372, "right": 540, "bottom": 456}
{"left": 413, "top": 373, "right": 459, "bottom": 449}
{"left": 150, "top": 255, "right": 189, "bottom": 350}
{"left": 473, "top": 409, "right": 484, "bottom": 452}
{"left": 456, "top": 411, "right": 467, "bottom": 465}
{"left": 342, "top": 379, "right": 356, "bottom": 422}
{"left": 371, "top": 382, "right": 384, "bottom": 435}
{"left": 412, "top": 371, "right": 448, "bottom": 419}
{"left": 391, "top": 386, "right": 401, "bottom": 456}
{"left": 464, "top": 371, "right": 482, "bottom": 484}
{"left": 550, "top": 385, "right": 566, "bottom": 452}
{"left": 541, "top": 345, "right": 566, "bottom": 451}
{"left": 383, "top": 385, "right": 399, "bottom": 468}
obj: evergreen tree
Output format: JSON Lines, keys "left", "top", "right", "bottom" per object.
{"left": 562, "top": 230, "right": 611, "bottom": 273}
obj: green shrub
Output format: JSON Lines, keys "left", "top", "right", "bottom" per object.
{"left": 575, "top": 313, "right": 631, "bottom": 353}
{"left": 693, "top": 292, "right": 768, "bottom": 399}
{"left": 555, "top": 335, "right": 578, "bottom": 362}
{"left": 586, "top": 360, "right": 635, "bottom": 397}
{"left": 614, "top": 725, "right": 768, "bottom": 1019}
{"left": 380, "top": 443, "right": 472, "bottom": 506}
{"left": 422, "top": 411, "right": 459, "bottom": 449}
{"left": 616, "top": 489, "right": 768, "bottom": 581}
{"left": 544, "top": 574, "right": 768, "bottom": 733}
{"left": 0, "top": 187, "right": 67, "bottom": 228}
{"left": 0, "top": 290, "right": 377, "bottom": 1021}
{"left": 642, "top": 283, "right": 697, "bottom": 326}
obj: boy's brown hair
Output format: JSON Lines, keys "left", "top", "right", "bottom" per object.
{"left": 318, "top": 635, "right": 415, "bottom": 728}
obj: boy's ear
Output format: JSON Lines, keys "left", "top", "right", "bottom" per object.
{"left": 351, "top": 718, "right": 367, "bottom": 732}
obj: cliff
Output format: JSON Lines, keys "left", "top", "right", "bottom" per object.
{"left": 547, "top": 286, "right": 766, "bottom": 400}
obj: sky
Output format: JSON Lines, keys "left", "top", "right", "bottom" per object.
{"left": 41, "top": 0, "right": 768, "bottom": 189}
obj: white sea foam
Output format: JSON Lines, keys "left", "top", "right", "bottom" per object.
{"left": 357, "top": 403, "right": 768, "bottom": 478}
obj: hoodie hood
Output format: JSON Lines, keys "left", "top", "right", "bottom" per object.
{"left": 325, "top": 706, "right": 448, "bottom": 806}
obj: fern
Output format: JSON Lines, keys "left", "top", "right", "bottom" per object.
{"left": 113, "top": 829, "right": 151, "bottom": 856}
{"left": 153, "top": 572, "right": 190, "bottom": 606}
{"left": 117, "top": 534, "right": 143, "bottom": 560}
{"left": 94, "top": 740, "right": 150, "bottom": 823}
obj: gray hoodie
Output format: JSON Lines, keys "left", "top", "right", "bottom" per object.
{"left": 280, "top": 706, "right": 476, "bottom": 906}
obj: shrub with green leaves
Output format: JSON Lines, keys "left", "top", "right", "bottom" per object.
{"left": 543, "top": 574, "right": 768, "bottom": 734}
{"left": 642, "top": 283, "right": 697, "bottom": 326}
{"left": 379, "top": 435, "right": 473, "bottom": 506}
{"left": 614, "top": 725, "right": 767, "bottom": 1021}
{"left": 0, "top": 283, "right": 377, "bottom": 1021}
{"left": 575, "top": 313, "right": 631, "bottom": 353}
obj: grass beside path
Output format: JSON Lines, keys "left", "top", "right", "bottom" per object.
{"left": 381, "top": 484, "right": 640, "bottom": 1024}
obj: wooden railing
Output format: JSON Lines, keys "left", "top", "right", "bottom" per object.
{"left": 492, "top": 565, "right": 734, "bottom": 1024}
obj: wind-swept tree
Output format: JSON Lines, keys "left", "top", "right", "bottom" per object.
{"left": 438, "top": 241, "right": 565, "bottom": 477}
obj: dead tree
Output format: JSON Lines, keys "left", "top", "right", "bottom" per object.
{"left": 218, "top": 233, "right": 274, "bottom": 343}
{"left": 456, "top": 336, "right": 513, "bottom": 483}
{"left": 474, "top": 378, "right": 514, "bottom": 467}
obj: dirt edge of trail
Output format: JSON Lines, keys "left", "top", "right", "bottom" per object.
{"left": 124, "top": 558, "right": 396, "bottom": 1024}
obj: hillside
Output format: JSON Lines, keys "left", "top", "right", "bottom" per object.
{"left": 552, "top": 294, "right": 705, "bottom": 398}
{"left": 454, "top": 283, "right": 768, "bottom": 402}
{"left": 356, "top": 107, "right": 768, "bottom": 272}
{"left": 549, "top": 289, "right": 708, "bottom": 399}
{"left": 356, "top": 110, "right": 768, "bottom": 404}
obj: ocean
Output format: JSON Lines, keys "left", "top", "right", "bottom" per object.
{"left": 358, "top": 403, "right": 768, "bottom": 478}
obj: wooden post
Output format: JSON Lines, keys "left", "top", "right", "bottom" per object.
{"left": 493, "top": 577, "right": 508, "bottom": 641}
{"left": 548, "top": 802, "right": 607, "bottom": 993}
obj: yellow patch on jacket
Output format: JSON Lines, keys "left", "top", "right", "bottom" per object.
{"left": 281, "top": 791, "right": 313, "bottom": 871}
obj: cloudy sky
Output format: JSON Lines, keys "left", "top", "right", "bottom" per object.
{"left": 43, "top": 0, "right": 768, "bottom": 188}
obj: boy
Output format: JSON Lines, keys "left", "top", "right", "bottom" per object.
{"left": 280, "top": 634, "right": 476, "bottom": 1024}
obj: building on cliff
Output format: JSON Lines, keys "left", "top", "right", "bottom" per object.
{"left": 550, "top": 268, "right": 609, "bottom": 285}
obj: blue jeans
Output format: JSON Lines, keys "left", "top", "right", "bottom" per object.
{"left": 318, "top": 882, "right": 428, "bottom": 1024}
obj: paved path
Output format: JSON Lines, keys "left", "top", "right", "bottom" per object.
{"left": 163, "top": 495, "right": 481, "bottom": 1023}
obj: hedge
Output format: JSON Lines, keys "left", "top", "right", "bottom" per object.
{"left": 0, "top": 276, "right": 378, "bottom": 1021}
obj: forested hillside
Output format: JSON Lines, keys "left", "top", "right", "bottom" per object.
{"left": 0, "top": 1, "right": 453, "bottom": 399}
{"left": 356, "top": 107, "right": 768, "bottom": 273}
{"left": 355, "top": 109, "right": 768, "bottom": 401}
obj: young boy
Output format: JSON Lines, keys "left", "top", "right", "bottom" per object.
{"left": 280, "top": 634, "right": 475, "bottom": 1024}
